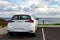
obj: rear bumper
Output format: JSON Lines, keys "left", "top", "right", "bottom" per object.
{"left": 7, "top": 29, "right": 36, "bottom": 33}
{"left": 7, "top": 24, "right": 37, "bottom": 33}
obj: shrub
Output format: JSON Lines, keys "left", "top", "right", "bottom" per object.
{"left": 0, "top": 18, "right": 8, "bottom": 28}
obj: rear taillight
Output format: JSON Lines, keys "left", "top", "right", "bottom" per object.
{"left": 8, "top": 20, "right": 14, "bottom": 23}
{"left": 25, "top": 19, "right": 34, "bottom": 23}
{"left": 29, "top": 30, "right": 33, "bottom": 33}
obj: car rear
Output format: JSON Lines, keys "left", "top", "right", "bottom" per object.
{"left": 7, "top": 14, "right": 37, "bottom": 34}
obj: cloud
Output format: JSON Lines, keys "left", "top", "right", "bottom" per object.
{"left": 0, "top": 0, "right": 11, "bottom": 6}
{"left": 0, "top": 0, "right": 11, "bottom": 8}
{"left": 0, "top": 0, "right": 23, "bottom": 12}
{"left": 51, "top": 7, "right": 60, "bottom": 12}
{"left": 0, "top": 0, "right": 60, "bottom": 18}
{"left": 38, "top": 0, "right": 60, "bottom": 7}
{"left": 55, "top": 0, "right": 60, "bottom": 3}
{"left": 35, "top": 3, "right": 48, "bottom": 12}
{"left": 4, "top": 0, "right": 39, "bottom": 7}
{"left": 30, "top": 0, "right": 60, "bottom": 12}
{"left": 4, "top": 5, "right": 22, "bottom": 12}
{"left": 0, "top": 0, "right": 12, "bottom": 12}
{"left": 3, "top": 0, "right": 60, "bottom": 12}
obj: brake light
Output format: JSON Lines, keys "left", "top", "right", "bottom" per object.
{"left": 29, "top": 30, "right": 33, "bottom": 33}
{"left": 8, "top": 20, "right": 14, "bottom": 23}
{"left": 25, "top": 19, "right": 34, "bottom": 23}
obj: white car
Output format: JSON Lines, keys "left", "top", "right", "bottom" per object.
{"left": 7, "top": 13, "right": 38, "bottom": 35}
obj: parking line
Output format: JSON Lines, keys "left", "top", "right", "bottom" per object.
{"left": 42, "top": 28, "right": 45, "bottom": 40}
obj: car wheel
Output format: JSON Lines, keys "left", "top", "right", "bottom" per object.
{"left": 8, "top": 32, "right": 14, "bottom": 36}
{"left": 30, "top": 33, "right": 36, "bottom": 37}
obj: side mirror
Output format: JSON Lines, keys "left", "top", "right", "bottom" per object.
{"left": 36, "top": 18, "right": 39, "bottom": 20}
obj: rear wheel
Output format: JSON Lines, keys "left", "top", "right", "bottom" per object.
{"left": 8, "top": 32, "right": 14, "bottom": 36}
{"left": 30, "top": 33, "right": 36, "bottom": 37}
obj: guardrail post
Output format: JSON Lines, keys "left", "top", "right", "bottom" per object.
{"left": 42, "top": 20, "right": 45, "bottom": 25}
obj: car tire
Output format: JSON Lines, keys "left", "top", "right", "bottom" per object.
{"left": 30, "top": 33, "right": 36, "bottom": 37}
{"left": 8, "top": 32, "right": 14, "bottom": 36}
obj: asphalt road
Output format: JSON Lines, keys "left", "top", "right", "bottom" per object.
{"left": 0, "top": 28, "right": 43, "bottom": 40}
{"left": 44, "top": 27, "right": 60, "bottom": 40}
{"left": 0, "top": 27, "right": 60, "bottom": 40}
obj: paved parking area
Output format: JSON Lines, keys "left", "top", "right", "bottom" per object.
{"left": 44, "top": 27, "right": 60, "bottom": 40}
{"left": 0, "top": 28, "right": 43, "bottom": 40}
{"left": 0, "top": 27, "right": 60, "bottom": 40}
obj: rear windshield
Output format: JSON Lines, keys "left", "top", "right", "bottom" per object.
{"left": 11, "top": 15, "right": 31, "bottom": 20}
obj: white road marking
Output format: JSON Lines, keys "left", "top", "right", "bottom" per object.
{"left": 42, "top": 28, "right": 45, "bottom": 40}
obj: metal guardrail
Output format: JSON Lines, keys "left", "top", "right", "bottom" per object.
{"left": 37, "top": 18, "right": 60, "bottom": 24}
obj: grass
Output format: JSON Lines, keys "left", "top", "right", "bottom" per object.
{"left": 0, "top": 18, "right": 8, "bottom": 28}
{"left": 38, "top": 23, "right": 60, "bottom": 25}
{"left": 38, "top": 24, "right": 60, "bottom": 27}
{"left": 52, "top": 23, "right": 60, "bottom": 25}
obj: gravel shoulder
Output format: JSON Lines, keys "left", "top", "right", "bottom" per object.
{"left": 0, "top": 27, "right": 8, "bottom": 35}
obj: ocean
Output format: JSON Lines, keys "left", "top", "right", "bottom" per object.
{"left": 38, "top": 18, "right": 60, "bottom": 24}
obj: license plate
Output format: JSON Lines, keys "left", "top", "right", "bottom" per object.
{"left": 15, "top": 28, "right": 24, "bottom": 30}
{"left": 17, "top": 21, "right": 22, "bottom": 22}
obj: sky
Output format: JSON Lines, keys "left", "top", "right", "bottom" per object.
{"left": 0, "top": 0, "right": 60, "bottom": 18}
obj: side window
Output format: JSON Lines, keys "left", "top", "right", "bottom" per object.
{"left": 12, "top": 16, "right": 18, "bottom": 20}
{"left": 12, "top": 15, "right": 19, "bottom": 20}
